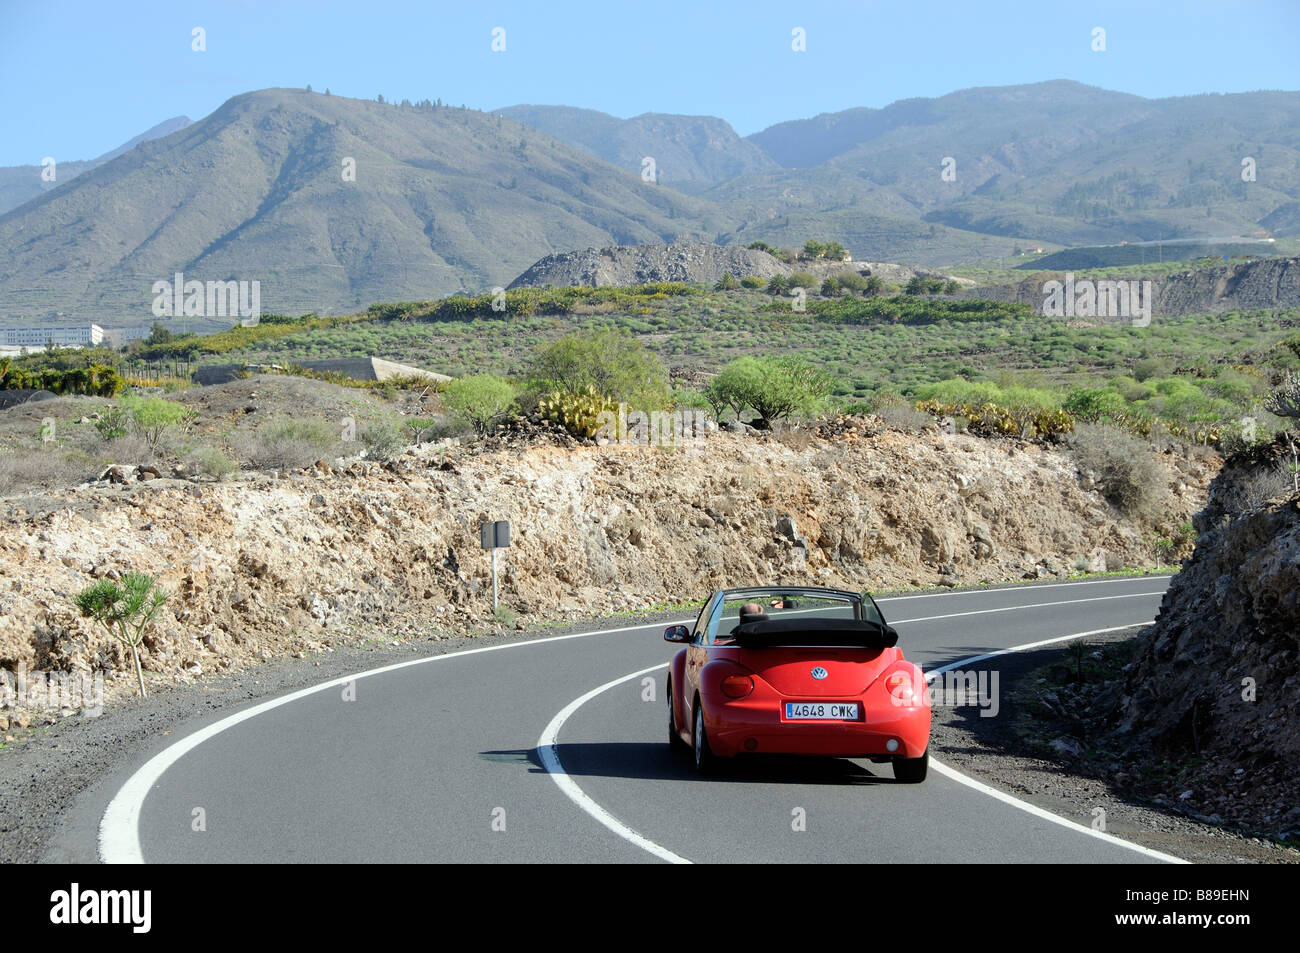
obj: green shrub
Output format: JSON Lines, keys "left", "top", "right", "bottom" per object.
{"left": 117, "top": 395, "right": 194, "bottom": 449}
{"left": 193, "top": 446, "right": 237, "bottom": 479}
{"left": 706, "top": 356, "right": 832, "bottom": 425}
{"left": 527, "top": 329, "right": 669, "bottom": 408}
{"left": 442, "top": 374, "right": 518, "bottom": 435}
{"left": 714, "top": 273, "right": 739, "bottom": 291}
{"left": 789, "top": 271, "right": 818, "bottom": 289}
{"left": 740, "top": 276, "right": 765, "bottom": 289}
{"left": 766, "top": 275, "right": 791, "bottom": 296}
{"left": 94, "top": 406, "right": 130, "bottom": 440}
{"left": 361, "top": 420, "right": 404, "bottom": 460}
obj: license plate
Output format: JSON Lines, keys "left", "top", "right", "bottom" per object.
{"left": 784, "top": 702, "right": 859, "bottom": 720}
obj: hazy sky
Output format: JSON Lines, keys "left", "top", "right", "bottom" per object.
{"left": 1, "top": 0, "right": 1297, "bottom": 165}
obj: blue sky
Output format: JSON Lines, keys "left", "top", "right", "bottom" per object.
{"left": 0, "top": 0, "right": 1297, "bottom": 165}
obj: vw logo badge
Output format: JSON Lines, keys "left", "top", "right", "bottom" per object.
{"left": 810, "top": 667, "right": 828, "bottom": 680}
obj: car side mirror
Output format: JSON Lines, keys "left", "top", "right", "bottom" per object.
{"left": 664, "top": 625, "right": 691, "bottom": 643}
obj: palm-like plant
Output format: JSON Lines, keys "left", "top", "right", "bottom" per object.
{"left": 74, "top": 573, "right": 169, "bottom": 698}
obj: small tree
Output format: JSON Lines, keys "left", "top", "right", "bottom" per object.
{"left": 118, "top": 395, "right": 193, "bottom": 450}
{"left": 442, "top": 374, "right": 518, "bottom": 436}
{"left": 75, "top": 574, "right": 169, "bottom": 699}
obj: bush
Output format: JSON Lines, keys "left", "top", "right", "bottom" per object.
{"left": 193, "top": 446, "right": 237, "bottom": 479}
{"left": 1067, "top": 423, "right": 1170, "bottom": 519}
{"left": 117, "top": 395, "right": 194, "bottom": 450}
{"left": 361, "top": 420, "right": 404, "bottom": 461}
{"left": 766, "top": 275, "right": 791, "bottom": 296}
{"left": 788, "top": 272, "right": 818, "bottom": 289}
{"left": 706, "top": 356, "right": 832, "bottom": 425}
{"left": 242, "top": 418, "right": 339, "bottom": 471}
{"left": 714, "top": 273, "right": 739, "bottom": 291}
{"left": 834, "top": 271, "right": 868, "bottom": 293}
{"left": 441, "top": 374, "right": 518, "bottom": 436}
{"left": 527, "top": 329, "right": 669, "bottom": 409}
{"left": 94, "top": 406, "right": 130, "bottom": 440}
{"left": 740, "top": 276, "right": 765, "bottom": 289}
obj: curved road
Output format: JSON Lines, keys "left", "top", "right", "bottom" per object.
{"left": 97, "top": 576, "right": 1180, "bottom": 864}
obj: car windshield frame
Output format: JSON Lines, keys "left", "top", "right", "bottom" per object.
{"left": 701, "top": 586, "right": 885, "bottom": 645}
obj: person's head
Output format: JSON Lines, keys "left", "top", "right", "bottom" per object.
{"left": 738, "top": 601, "right": 766, "bottom": 624}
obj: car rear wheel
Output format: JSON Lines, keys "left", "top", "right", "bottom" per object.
{"left": 693, "top": 698, "right": 716, "bottom": 774}
{"left": 893, "top": 747, "right": 928, "bottom": 783}
{"left": 668, "top": 679, "right": 687, "bottom": 751}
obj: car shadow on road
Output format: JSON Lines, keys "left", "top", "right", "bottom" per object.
{"left": 483, "top": 744, "right": 897, "bottom": 785}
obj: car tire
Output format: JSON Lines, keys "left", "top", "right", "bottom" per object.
{"left": 668, "top": 679, "right": 687, "bottom": 751}
{"left": 893, "top": 747, "right": 928, "bottom": 783}
{"left": 693, "top": 698, "right": 716, "bottom": 774}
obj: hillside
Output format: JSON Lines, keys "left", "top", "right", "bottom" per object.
{"left": 963, "top": 255, "right": 1300, "bottom": 316}
{"left": 0, "top": 379, "right": 1217, "bottom": 712}
{"left": 6, "top": 80, "right": 1300, "bottom": 323}
{"left": 739, "top": 81, "right": 1300, "bottom": 250}
{"left": 494, "top": 105, "right": 777, "bottom": 191}
{"left": 0, "top": 90, "right": 728, "bottom": 320}
{"left": 0, "top": 116, "right": 191, "bottom": 216}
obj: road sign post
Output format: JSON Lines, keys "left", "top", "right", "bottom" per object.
{"left": 480, "top": 520, "right": 510, "bottom": 613}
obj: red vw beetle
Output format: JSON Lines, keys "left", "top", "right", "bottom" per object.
{"left": 665, "top": 586, "right": 931, "bottom": 781}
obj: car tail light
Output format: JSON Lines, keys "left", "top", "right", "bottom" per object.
{"left": 886, "top": 672, "right": 913, "bottom": 700}
{"left": 720, "top": 675, "right": 754, "bottom": 698}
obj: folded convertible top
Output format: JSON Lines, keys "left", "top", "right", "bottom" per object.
{"left": 729, "top": 617, "right": 897, "bottom": 649}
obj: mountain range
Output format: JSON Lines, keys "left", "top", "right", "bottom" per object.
{"left": 2, "top": 81, "right": 1298, "bottom": 322}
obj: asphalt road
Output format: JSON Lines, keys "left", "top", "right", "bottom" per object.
{"left": 97, "top": 576, "right": 1179, "bottom": 863}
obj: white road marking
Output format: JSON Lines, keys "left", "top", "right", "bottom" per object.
{"left": 536, "top": 663, "right": 687, "bottom": 864}
{"left": 923, "top": 623, "right": 1188, "bottom": 865}
{"left": 876, "top": 574, "right": 1171, "bottom": 602}
{"left": 98, "top": 575, "right": 1170, "bottom": 863}
{"left": 890, "top": 590, "right": 1166, "bottom": 625}
{"left": 538, "top": 621, "right": 1187, "bottom": 866}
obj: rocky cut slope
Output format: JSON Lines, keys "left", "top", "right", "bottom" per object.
{"left": 1096, "top": 451, "right": 1299, "bottom": 835}
{"left": 963, "top": 256, "right": 1300, "bottom": 317}
{"left": 0, "top": 414, "right": 1216, "bottom": 715}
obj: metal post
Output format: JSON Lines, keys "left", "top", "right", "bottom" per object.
{"left": 491, "top": 547, "right": 498, "bottom": 613}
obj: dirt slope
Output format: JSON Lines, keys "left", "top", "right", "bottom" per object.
{"left": 0, "top": 417, "right": 1215, "bottom": 714}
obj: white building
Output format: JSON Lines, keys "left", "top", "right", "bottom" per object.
{"left": 0, "top": 324, "right": 104, "bottom": 348}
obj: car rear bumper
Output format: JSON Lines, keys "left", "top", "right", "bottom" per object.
{"left": 702, "top": 695, "right": 930, "bottom": 759}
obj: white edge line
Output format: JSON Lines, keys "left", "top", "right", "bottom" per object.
{"left": 922, "top": 623, "right": 1189, "bottom": 865}
{"left": 99, "top": 618, "right": 691, "bottom": 864}
{"left": 542, "top": 621, "right": 1188, "bottom": 866}
{"left": 876, "top": 574, "right": 1172, "bottom": 603}
{"left": 536, "top": 663, "right": 688, "bottom": 864}
{"left": 98, "top": 576, "right": 1171, "bottom": 864}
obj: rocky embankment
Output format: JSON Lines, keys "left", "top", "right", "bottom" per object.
{"left": 965, "top": 255, "right": 1300, "bottom": 316}
{"left": 507, "top": 241, "right": 959, "bottom": 289}
{"left": 1085, "top": 453, "right": 1299, "bottom": 835}
{"left": 0, "top": 417, "right": 1216, "bottom": 717}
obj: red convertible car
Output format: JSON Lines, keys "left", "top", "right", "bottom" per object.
{"left": 665, "top": 586, "right": 930, "bottom": 781}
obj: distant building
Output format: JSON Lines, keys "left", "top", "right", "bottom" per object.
{"left": 0, "top": 324, "right": 104, "bottom": 348}
{"left": 102, "top": 326, "right": 152, "bottom": 346}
